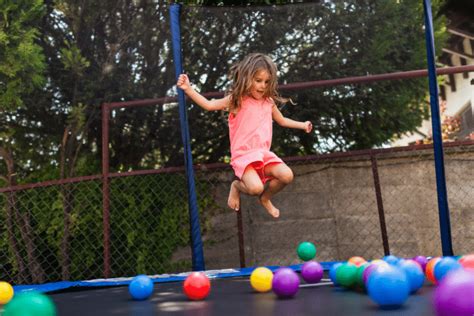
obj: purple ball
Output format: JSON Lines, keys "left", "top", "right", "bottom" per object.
{"left": 272, "top": 268, "right": 300, "bottom": 298}
{"left": 412, "top": 255, "right": 428, "bottom": 272}
{"left": 434, "top": 269, "right": 474, "bottom": 316}
{"left": 301, "top": 261, "right": 323, "bottom": 283}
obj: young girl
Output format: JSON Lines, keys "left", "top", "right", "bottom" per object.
{"left": 177, "top": 53, "right": 312, "bottom": 218}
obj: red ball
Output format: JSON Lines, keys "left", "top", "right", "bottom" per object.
{"left": 183, "top": 272, "right": 211, "bottom": 300}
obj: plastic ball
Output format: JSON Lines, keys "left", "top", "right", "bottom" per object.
{"left": 397, "top": 259, "right": 425, "bottom": 293}
{"left": 297, "top": 242, "right": 317, "bottom": 261}
{"left": 348, "top": 256, "right": 367, "bottom": 267}
{"left": 434, "top": 257, "right": 462, "bottom": 283}
{"left": 426, "top": 257, "right": 441, "bottom": 284}
{"left": 355, "top": 263, "right": 369, "bottom": 289}
{"left": 128, "top": 275, "right": 154, "bottom": 300}
{"left": 0, "top": 281, "right": 14, "bottom": 305}
{"left": 363, "top": 261, "right": 388, "bottom": 285}
{"left": 301, "top": 261, "right": 323, "bottom": 284}
{"left": 250, "top": 267, "right": 273, "bottom": 292}
{"left": 367, "top": 264, "right": 410, "bottom": 307}
{"left": 272, "top": 268, "right": 300, "bottom": 298}
{"left": 434, "top": 269, "right": 474, "bottom": 316}
{"left": 3, "top": 292, "right": 56, "bottom": 316}
{"left": 183, "top": 272, "right": 210, "bottom": 300}
{"left": 335, "top": 263, "right": 358, "bottom": 288}
{"left": 459, "top": 254, "right": 474, "bottom": 271}
{"left": 412, "top": 255, "right": 428, "bottom": 272}
{"left": 329, "top": 263, "right": 343, "bottom": 286}
{"left": 382, "top": 255, "right": 400, "bottom": 265}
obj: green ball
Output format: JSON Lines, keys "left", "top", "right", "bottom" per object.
{"left": 3, "top": 292, "right": 57, "bottom": 316}
{"left": 335, "top": 263, "right": 358, "bottom": 288}
{"left": 355, "top": 262, "right": 369, "bottom": 288}
{"left": 297, "top": 242, "right": 317, "bottom": 261}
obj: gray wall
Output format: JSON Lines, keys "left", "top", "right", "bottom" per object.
{"left": 190, "top": 145, "right": 474, "bottom": 269}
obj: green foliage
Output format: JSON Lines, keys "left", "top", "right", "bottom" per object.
{"left": 60, "top": 43, "right": 90, "bottom": 76}
{"left": 0, "top": 172, "right": 223, "bottom": 282}
{"left": 183, "top": 0, "right": 310, "bottom": 5}
{"left": 181, "top": 1, "right": 448, "bottom": 155}
{"left": 109, "top": 174, "right": 191, "bottom": 275}
{"left": 0, "top": 0, "right": 456, "bottom": 283}
{"left": 1, "top": 0, "right": 450, "bottom": 179}
{"left": 0, "top": 0, "right": 45, "bottom": 110}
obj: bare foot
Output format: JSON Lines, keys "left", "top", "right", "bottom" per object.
{"left": 259, "top": 195, "right": 280, "bottom": 218}
{"left": 227, "top": 180, "right": 240, "bottom": 211}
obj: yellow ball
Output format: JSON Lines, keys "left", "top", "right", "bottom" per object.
{"left": 370, "top": 259, "right": 385, "bottom": 265}
{"left": 0, "top": 281, "right": 14, "bottom": 305}
{"left": 250, "top": 267, "right": 273, "bottom": 293}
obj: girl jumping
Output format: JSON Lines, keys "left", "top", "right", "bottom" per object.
{"left": 177, "top": 53, "right": 312, "bottom": 218}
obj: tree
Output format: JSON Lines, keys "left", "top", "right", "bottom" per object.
{"left": 0, "top": 0, "right": 46, "bottom": 283}
{"left": 181, "top": 0, "right": 447, "bottom": 157}
{"left": 3, "top": 0, "right": 448, "bottom": 174}
{"left": 0, "top": 0, "right": 453, "bottom": 283}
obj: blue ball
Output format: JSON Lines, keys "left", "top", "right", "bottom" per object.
{"left": 397, "top": 259, "right": 425, "bottom": 293}
{"left": 434, "top": 257, "right": 462, "bottom": 283}
{"left": 129, "top": 275, "right": 154, "bottom": 300}
{"left": 367, "top": 264, "right": 410, "bottom": 307}
{"left": 382, "top": 255, "right": 400, "bottom": 265}
{"left": 329, "top": 263, "right": 343, "bottom": 286}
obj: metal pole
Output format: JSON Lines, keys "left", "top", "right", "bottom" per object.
{"left": 169, "top": 3, "right": 205, "bottom": 270}
{"left": 101, "top": 103, "right": 111, "bottom": 278}
{"left": 422, "top": 0, "right": 454, "bottom": 256}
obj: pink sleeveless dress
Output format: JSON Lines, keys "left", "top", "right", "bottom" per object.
{"left": 228, "top": 96, "right": 283, "bottom": 183}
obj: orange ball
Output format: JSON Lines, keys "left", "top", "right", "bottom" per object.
{"left": 348, "top": 256, "right": 367, "bottom": 267}
{"left": 425, "top": 257, "right": 441, "bottom": 284}
{"left": 459, "top": 254, "right": 474, "bottom": 271}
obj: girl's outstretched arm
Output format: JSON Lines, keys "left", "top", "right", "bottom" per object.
{"left": 177, "top": 74, "right": 230, "bottom": 111}
{"left": 272, "top": 105, "right": 312, "bottom": 133}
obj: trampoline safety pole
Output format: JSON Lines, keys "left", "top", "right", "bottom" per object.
{"left": 101, "top": 103, "right": 111, "bottom": 278}
{"left": 169, "top": 3, "right": 205, "bottom": 271}
{"left": 422, "top": 0, "right": 454, "bottom": 256}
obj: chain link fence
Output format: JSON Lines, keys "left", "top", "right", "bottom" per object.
{"left": 1, "top": 141, "right": 473, "bottom": 284}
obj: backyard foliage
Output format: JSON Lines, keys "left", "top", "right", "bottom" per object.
{"left": 0, "top": 0, "right": 453, "bottom": 282}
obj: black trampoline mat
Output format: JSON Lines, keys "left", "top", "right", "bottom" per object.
{"left": 51, "top": 277, "right": 436, "bottom": 316}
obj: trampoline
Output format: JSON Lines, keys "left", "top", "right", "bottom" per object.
{"left": 2, "top": 1, "right": 474, "bottom": 316}
{"left": 48, "top": 272, "right": 436, "bottom": 315}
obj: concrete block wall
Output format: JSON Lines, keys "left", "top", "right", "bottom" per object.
{"left": 196, "top": 145, "right": 473, "bottom": 269}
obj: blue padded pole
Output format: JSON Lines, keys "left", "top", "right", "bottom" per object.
{"left": 422, "top": 0, "right": 453, "bottom": 256}
{"left": 169, "top": 3, "right": 205, "bottom": 271}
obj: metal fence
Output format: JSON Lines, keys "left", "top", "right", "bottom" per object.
{"left": 1, "top": 140, "right": 473, "bottom": 284}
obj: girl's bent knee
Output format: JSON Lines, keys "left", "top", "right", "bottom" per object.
{"left": 280, "top": 171, "right": 294, "bottom": 184}
{"left": 247, "top": 184, "right": 264, "bottom": 196}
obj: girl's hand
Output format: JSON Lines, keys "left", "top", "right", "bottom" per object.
{"left": 304, "top": 121, "right": 313, "bottom": 133}
{"left": 177, "top": 74, "right": 191, "bottom": 91}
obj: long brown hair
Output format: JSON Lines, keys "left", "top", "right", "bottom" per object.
{"left": 227, "top": 53, "right": 289, "bottom": 113}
